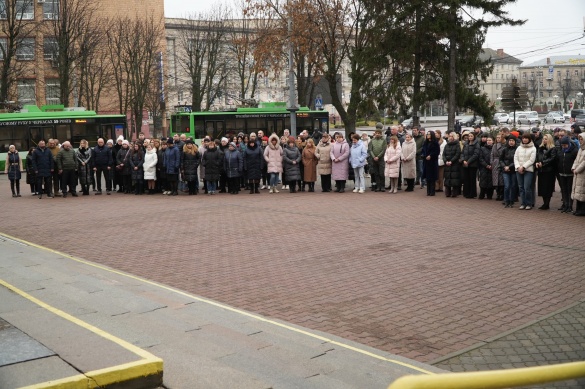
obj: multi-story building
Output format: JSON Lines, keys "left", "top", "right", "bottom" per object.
{"left": 519, "top": 55, "right": 585, "bottom": 112}
{"left": 478, "top": 48, "right": 522, "bottom": 108}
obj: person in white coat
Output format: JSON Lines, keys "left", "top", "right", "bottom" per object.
{"left": 514, "top": 133, "right": 537, "bottom": 210}
{"left": 143, "top": 144, "right": 158, "bottom": 195}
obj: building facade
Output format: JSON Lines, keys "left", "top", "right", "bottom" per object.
{"left": 478, "top": 48, "right": 522, "bottom": 109}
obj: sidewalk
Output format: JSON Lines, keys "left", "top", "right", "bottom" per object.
{"left": 0, "top": 234, "right": 442, "bottom": 389}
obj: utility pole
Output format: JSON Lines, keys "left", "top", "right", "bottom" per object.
{"left": 287, "top": 13, "right": 298, "bottom": 137}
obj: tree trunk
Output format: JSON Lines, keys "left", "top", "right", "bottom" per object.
{"left": 447, "top": 10, "right": 457, "bottom": 133}
{"left": 412, "top": 8, "right": 422, "bottom": 128}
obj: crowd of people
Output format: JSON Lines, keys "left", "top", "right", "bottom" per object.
{"left": 4, "top": 123, "right": 585, "bottom": 216}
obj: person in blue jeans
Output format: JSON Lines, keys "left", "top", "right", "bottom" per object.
{"left": 499, "top": 135, "right": 518, "bottom": 208}
{"left": 514, "top": 133, "right": 537, "bottom": 210}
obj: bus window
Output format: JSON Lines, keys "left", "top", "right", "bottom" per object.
{"left": 0, "top": 127, "right": 12, "bottom": 152}
{"left": 56, "top": 124, "right": 71, "bottom": 144}
{"left": 215, "top": 122, "right": 225, "bottom": 140}
{"left": 30, "top": 126, "right": 55, "bottom": 146}
{"left": 205, "top": 121, "right": 214, "bottom": 139}
{"left": 194, "top": 120, "right": 205, "bottom": 139}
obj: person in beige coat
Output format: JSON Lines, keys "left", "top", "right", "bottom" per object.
{"left": 384, "top": 136, "right": 402, "bottom": 193}
{"left": 302, "top": 139, "right": 318, "bottom": 192}
{"left": 315, "top": 133, "right": 333, "bottom": 192}
{"left": 401, "top": 134, "right": 417, "bottom": 191}
{"left": 571, "top": 132, "right": 585, "bottom": 216}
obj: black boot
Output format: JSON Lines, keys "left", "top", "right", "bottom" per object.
{"left": 255, "top": 183, "right": 260, "bottom": 194}
{"left": 444, "top": 187, "right": 451, "bottom": 197}
{"left": 539, "top": 197, "right": 550, "bottom": 210}
{"left": 339, "top": 182, "right": 345, "bottom": 193}
{"left": 250, "top": 184, "right": 255, "bottom": 194}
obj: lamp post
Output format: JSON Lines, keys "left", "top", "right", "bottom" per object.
{"left": 553, "top": 95, "right": 558, "bottom": 111}
{"left": 578, "top": 92, "right": 584, "bottom": 109}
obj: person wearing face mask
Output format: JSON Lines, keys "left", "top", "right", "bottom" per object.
{"left": 55, "top": 141, "right": 78, "bottom": 197}
{"left": 76, "top": 139, "right": 92, "bottom": 196}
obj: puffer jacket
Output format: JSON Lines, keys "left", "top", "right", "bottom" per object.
{"left": 442, "top": 140, "right": 461, "bottom": 187}
{"left": 536, "top": 146, "right": 557, "bottom": 174}
{"left": 181, "top": 150, "right": 200, "bottom": 181}
{"left": 56, "top": 148, "right": 77, "bottom": 171}
{"left": 144, "top": 149, "right": 158, "bottom": 180}
{"left": 556, "top": 142, "right": 578, "bottom": 176}
{"left": 315, "top": 139, "right": 332, "bottom": 175}
{"left": 76, "top": 147, "right": 92, "bottom": 185}
{"left": 478, "top": 145, "right": 494, "bottom": 189}
{"left": 202, "top": 147, "right": 223, "bottom": 181}
{"left": 384, "top": 144, "right": 402, "bottom": 178}
{"left": 349, "top": 139, "right": 368, "bottom": 168}
{"left": 282, "top": 144, "right": 301, "bottom": 181}
{"left": 244, "top": 143, "right": 264, "bottom": 181}
{"left": 499, "top": 143, "right": 518, "bottom": 174}
{"left": 460, "top": 139, "right": 480, "bottom": 168}
{"left": 401, "top": 138, "right": 417, "bottom": 179}
{"left": 224, "top": 149, "right": 243, "bottom": 178}
{"left": 264, "top": 134, "right": 283, "bottom": 174}
{"left": 31, "top": 146, "right": 54, "bottom": 177}
{"left": 93, "top": 145, "right": 113, "bottom": 168}
{"left": 164, "top": 145, "right": 181, "bottom": 175}
{"left": 514, "top": 141, "right": 536, "bottom": 172}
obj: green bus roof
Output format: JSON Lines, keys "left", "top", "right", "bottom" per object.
{"left": 0, "top": 106, "right": 125, "bottom": 121}
{"left": 172, "top": 106, "right": 316, "bottom": 116}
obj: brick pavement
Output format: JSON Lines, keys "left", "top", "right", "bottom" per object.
{"left": 2, "top": 175, "right": 584, "bottom": 366}
{"left": 434, "top": 300, "right": 585, "bottom": 388}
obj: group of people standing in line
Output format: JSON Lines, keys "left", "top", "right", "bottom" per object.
{"left": 4, "top": 122, "right": 585, "bottom": 216}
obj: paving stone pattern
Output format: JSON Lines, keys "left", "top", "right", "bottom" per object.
{"left": 435, "top": 301, "right": 585, "bottom": 388}
{"left": 2, "top": 175, "right": 584, "bottom": 365}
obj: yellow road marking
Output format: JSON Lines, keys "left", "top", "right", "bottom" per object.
{"left": 0, "top": 232, "right": 434, "bottom": 375}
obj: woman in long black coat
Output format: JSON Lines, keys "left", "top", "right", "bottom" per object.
{"left": 26, "top": 147, "right": 37, "bottom": 195}
{"left": 442, "top": 133, "right": 461, "bottom": 197}
{"left": 460, "top": 133, "right": 480, "bottom": 198}
{"left": 76, "top": 139, "right": 93, "bottom": 195}
{"left": 181, "top": 141, "right": 201, "bottom": 195}
{"left": 421, "top": 131, "right": 440, "bottom": 196}
{"left": 535, "top": 134, "right": 558, "bottom": 210}
{"left": 244, "top": 140, "right": 264, "bottom": 194}
{"left": 478, "top": 137, "right": 495, "bottom": 199}
{"left": 116, "top": 141, "right": 132, "bottom": 193}
{"left": 202, "top": 141, "right": 223, "bottom": 194}
{"left": 282, "top": 136, "right": 302, "bottom": 193}
{"left": 129, "top": 143, "right": 144, "bottom": 195}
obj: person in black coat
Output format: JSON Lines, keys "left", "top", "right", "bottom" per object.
{"left": 26, "top": 147, "right": 37, "bottom": 195}
{"left": 556, "top": 136, "right": 578, "bottom": 213}
{"left": 224, "top": 142, "right": 243, "bottom": 194}
{"left": 31, "top": 140, "right": 54, "bottom": 198}
{"left": 460, "top": 133, "right": 480, "bottom": 198}
{"left": 535, "top": 134, "right": 558, "bottom": 210}
{"left": 478, "top": 137, "right": 495, "bottom": 199}
{"left": 244, "top": 139, "right": 264, "bottom": 194}
{"left": 442, "top": 133, "right": 461, "bottom": 197}
{"left": 116, "top": 141, "right": 133, "bottom": 193}
{"left": 282, "top": 136, "right": 302, "bottom": 193}
{"left": 92, "top": 138, "right": 113, "bottom": 194}
{"left": 181, "top": 140, "right": 201, "bottom": 195}
{"left": 129, "top": 143, "right": 144, "bottom": 195}
{"left": 202, "top": 140, "right": 223, "bottom": 195}
{"left": 500, "top": 136, "right": 518, "bottom": 208}
{"left": 421, "top": 131, "right": 440, "bottom": 196}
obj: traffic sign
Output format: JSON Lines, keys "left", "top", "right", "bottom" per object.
{"left": 315, "top": 94, "right": 323, "bottom": 109}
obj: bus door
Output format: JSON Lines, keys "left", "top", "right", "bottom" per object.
{"left": 205, "top": 121, "right": 225, "bottom": 140}
{"left": 314, "top": 118, "right": 329, "bottom": 134}
{"left": 30, "top": 126, "right": 55, "bottom": 147}
{"left": 265, "top": 119, "right": 285, "bottom": 136}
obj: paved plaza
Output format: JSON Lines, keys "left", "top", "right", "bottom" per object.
{"left": 1, "top": 174, "right": 584, "bottom": 386}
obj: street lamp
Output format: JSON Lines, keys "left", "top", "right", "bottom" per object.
{"left": 578, "top": 92, "right": 584, "bottom": 109}
{"left": 553, "top": 95, "right": 559, "bottom": 110}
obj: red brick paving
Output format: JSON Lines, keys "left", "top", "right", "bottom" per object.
{"left": 2, "top": 175, "right": 584, "bottom": 363}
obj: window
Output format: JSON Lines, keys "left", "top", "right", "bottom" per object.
{"left": 0, "top": 38, "right": 6, "bottom": 60}
{"left": 576, "top": 70, "right": 579, "bottom": 76}
{"left": 43, "top": 37, "right": 57, "bottom": 60}
{"left": 45, "top": 78, "right": 60, "bottom": 104}
{"left": 43, "top": 0, "right": 59, "bottom": 19}
{"left": 17, "top": 79, "right": 35, "bottom": 104}
{"left": 177, "top": 90, "right": 183, "bottom": 102}
{"left": 16, "top": 38, "right": 35, "bottom": 61}
{"left": 16, "top": 0, "right": 34, "bottom": 19}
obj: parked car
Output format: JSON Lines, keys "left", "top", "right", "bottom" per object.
{"left": 574, "top": 114, "right": 585, "bottom": 127}
{"left": 402, "top": 118, "right": 413, "bottom": 127}
{"left": 493, "top": 113, "right": 510, "bottom": 124}
{"left": 517, "top": 112, "right": 541, "bottom": 125}
{"left": 543, "top": 113, "right": 565, "bottom": 124}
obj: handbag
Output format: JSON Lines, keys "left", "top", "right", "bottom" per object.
{"left": 116, "top": 149, "right": 129, "bottom": 171}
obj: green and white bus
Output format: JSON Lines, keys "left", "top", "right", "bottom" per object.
{"left": 0, "top": 105, "right": 127, "bottom": 171}
{"left": 169, "top": 102, "right": 330, "bottom": 141}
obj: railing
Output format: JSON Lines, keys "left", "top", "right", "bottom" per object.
{"left": 388, "top": 361, "right": 585, "bottom": 389}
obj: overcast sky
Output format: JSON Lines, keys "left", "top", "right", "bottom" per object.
{"left": 164, "top": 0, "right": 585, "bottom": 66}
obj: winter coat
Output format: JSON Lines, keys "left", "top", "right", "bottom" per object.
{"left": 5, "top": 152, "right": 22, "bottom": 180}
{"left": 129, "top": 150, "right": 144, "bottom": 180}
{"left": 536, "top": 146, "right": 558, "bottom": 174}
{"left": 349, "top": 140, "right": 368, "bottom": 168}
{"left": 302, "top": 146, "right": 318, "bottom": 182}
{"left": 144, "top": 149, "right": 158, "bottom": 180}
{"left": 557, "top": 143, "right": 578, "bottom": 176}
{"left": 491, "top": 142, "right": 505, "bottom": 186}
{"left": 116, "top": 147, "right": 132, "bottom": 176}
{"left": 571, "top": 137, "right": 585, "bottom": 202}
{"left": 384, "top": 144, "right": 402, "bottom": 178}
{"left": 315, "top": 139, "right": 332, "bottom": 175}
{"left": 460, "top": 140, "right": 480, "bottom": 168}
{"left": 438, "top": 140, "right": 446, "bottom": 167}
{"left": 31, "top": 147, "right": 54, "bottom": 177}
{"left": 514, "top": 141, "right": 536, "bottom": 173}
{"left": 181, "top": 150, "right": 200, "bottom": 182}
{"left": 401, "top": 139, "right": 417, "bottom": 179}
{"left": 202, "top": 147, "right": 223, "bottom": 181}
{"left": 330, "top": 140, "right": 350, "bottom": 180}
{"left": 442, "top": 141, "right": 461, "bottom": 187}
{"left": 56, "top": 148, "right": 77, "bottom": 171}
{"left": 500, "top": 144, "right": 518, "bottom": 174}
{"left": 264, "top": 134, "right": 283, "bottom": 174}
{"left": 244, "top": 143, "right": 264, "bottom": 181}
{"left": 164, "top": 145, "right": 181, "bottom": 175}
{"left": 421, "top": 140, "right": 440, "bottom": 182}
{"left": 283, "top": 144, "right": 302, "bottom": 182}
{"left": 76, "top": 148, "right": 92, "bottom": 186}
{"left": 199, "top": 146, "right": 206, "bottom": 180}
{"left": 414, "top": 134, "right": 425, "bottom": 160}
{"left": 26, "top": 153, "right": 35, "bottom": 184}
{"left": 478, "top": 145, "right": 494, "bottom": 189}
{"left": 368, "top": 137, "right": 386, "bottom": 160}
{"left": 93, "top": 145, "right": 113, "bottom": 168}
{"left": 224, "top": 149, "right": 243, "bottom": 178}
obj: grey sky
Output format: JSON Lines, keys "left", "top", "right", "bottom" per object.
{"left": 164, "top": 0, "right": 585, "bottom": 66}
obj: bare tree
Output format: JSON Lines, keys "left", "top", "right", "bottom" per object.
{"left": 557, "top": 71, "right": 577, "bottom": 113}
{"left": 106, "top": 15, "right": 163, "bottom": 137}
{"left": 176, "top": 7, "right": 231, "bottom": 111}
{"left": 44, "top": 0, "right": 99, "bottom": 106}
{"left": 0, "top": 0, "right": 35, "bottom": 103}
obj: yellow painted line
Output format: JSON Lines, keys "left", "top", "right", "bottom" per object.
{"left": 1, "top": 232, "right": 435, "bottom": 375}
{"left": 0, "top": 278, "right": 163, "bottom": 389}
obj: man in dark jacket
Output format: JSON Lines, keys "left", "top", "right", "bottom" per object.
{"left": 56, "top": 141, "right": 78, "bottom": 197}
{"left": 413, "top": 127, "right": 425, "bottom": 187}
{"left": 368, "top": 126, "right": 386, "bottom": 192}
{"left": 32, "top": 140, "right": 54, "bottom": 199}
{"left": 93, "top": 138, "right": 113, "bottom": 194}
